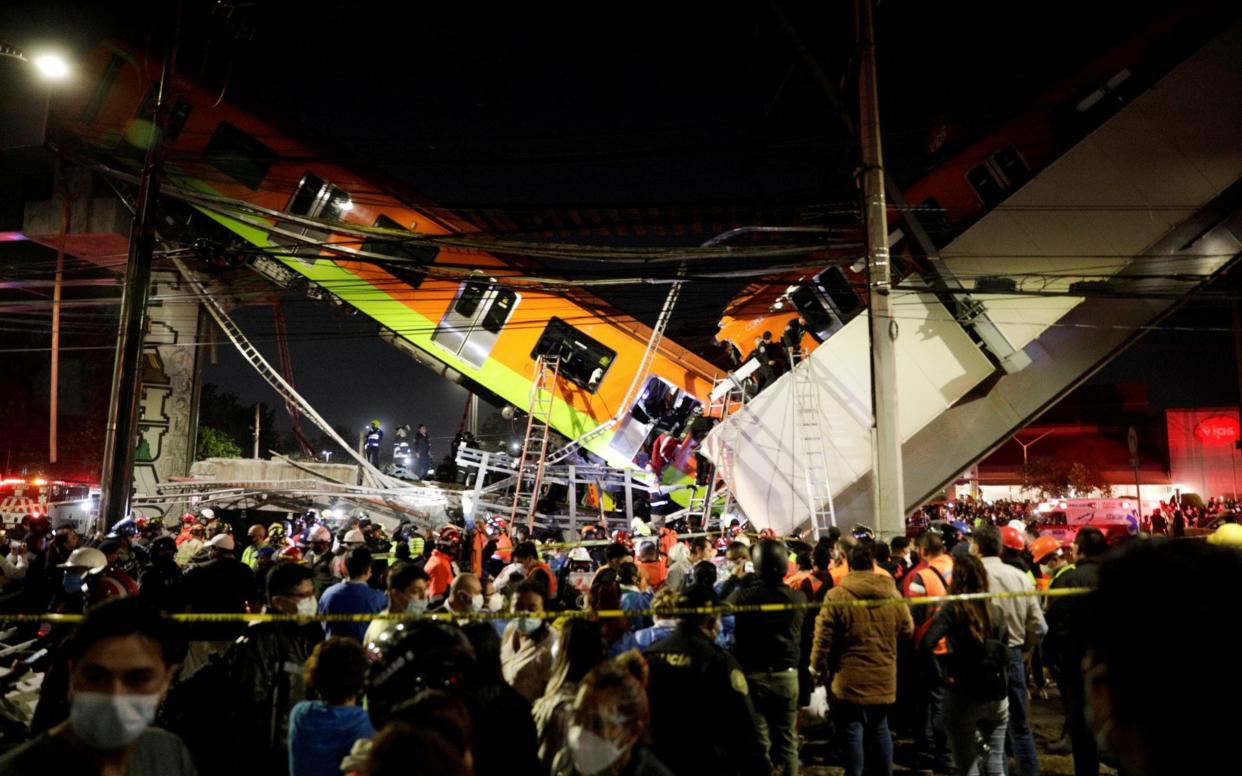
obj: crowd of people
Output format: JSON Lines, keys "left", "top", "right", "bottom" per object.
{"left": 0, "top": 501, "right": 1235, "bottom": 776}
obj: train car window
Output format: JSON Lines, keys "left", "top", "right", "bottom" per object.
{"left": 362, "top": 215, "right": 439, "bottom": 290}
{"left": 318, "top": 186, "right": 352, "bottom": 223}
{"left": 531, "top": 317, "right": 616, "bottom": 393}
{"left": 479, "top": 288, "right": 517, "bottom": 334}
{"left": 454, "top": 281, "right": 487, "bottom": 318}
{"left": 287, "top": 173, "right": 324, "bottom": 216}
{"left": 815, "top": 266, "right": 863, "bottom": 318}
{"left": 134, "top": 86, "right": 193, "bottom": 144}
{"left": 917, "top": 197, "right": 951, "bottom": 244}
{"left": 80, "top": 54, "right": 125, "bottom": 123}
{"left": 966, "top": 164, "right": 1005, "bottom": 208}
{"left": 992, "top": 146, "right": 1029, "bottom": 189}
{"left": 204, "top": 121, "right": 277, "bottom": 190}
{"left": 788, "top": 286, "right": 835, "bottom": 334}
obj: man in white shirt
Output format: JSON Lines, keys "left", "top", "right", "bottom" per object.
{"left": 973, "top": 524, "right": 1046, "bottom": 776}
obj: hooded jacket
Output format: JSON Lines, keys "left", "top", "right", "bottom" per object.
{"left": 810, "top": 571, "right": 914, "bottom": 705}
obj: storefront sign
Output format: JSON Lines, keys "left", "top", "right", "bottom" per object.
{"left": 1194, "top": 415, "right": 1240, "bottom": 446}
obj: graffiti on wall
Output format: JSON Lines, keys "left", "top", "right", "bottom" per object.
{"left": 133, "top": 270, "right": 200, "bottom": 518}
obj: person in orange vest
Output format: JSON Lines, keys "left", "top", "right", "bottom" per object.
{"left": 470, "top": 520, "right": 489, "bottom": 575}
{"left": 424, "top": 524, "right": 462, "bottom": 600}
{"left": 636, "top": 540, "right": 668, "bottom": 591}
{"left": 656, "top": 520, "right": 678, "bottom": 560}
{"left": 511, "top": 541, "right": 557, "bottom": 599}
{"left": 493, "top": 521, "right": 514, "bottom": 564}
{"left": 901, "top": 530, "right": 953, "bottom": 772}
{"left": 784, "top": 550, "right": 823, "bottom": 600}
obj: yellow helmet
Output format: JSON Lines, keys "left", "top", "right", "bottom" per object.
{"left": 1208, "top": 522, "right": 1242, "bottom": 548}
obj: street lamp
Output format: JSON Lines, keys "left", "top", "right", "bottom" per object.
{"left": 0, "top": 43, "right": 71, "bottom": 81}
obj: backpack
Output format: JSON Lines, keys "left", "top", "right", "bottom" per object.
{"left": 941, "top": 607, "right": 1009, "bottom": 701}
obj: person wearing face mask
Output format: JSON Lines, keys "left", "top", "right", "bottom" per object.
{"left": 433, "top": 572, "right": 485, "bottom": 625}
{"left": 363, "top": 562, "right": 430, "bottom": 646}
{"left": 552, "top": 652, "right": 674, "bottom": 776}
{"left": 166, "top": 562, "right": 323, "bottom": 775}
{"left": 501, "top": 580, "right": 558, "bottom": 702}
{"left": 642, "top": 588, "right": 769, "bottom": 776}
{"left": 0, "top": 597, "right": 194, "bottom": 775}
{"left": 305, "top": 524, "right": 336, "bottom": 595}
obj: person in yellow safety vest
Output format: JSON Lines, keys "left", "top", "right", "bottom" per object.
{"left": 1029, "top": 535, "right": 1074, "bottom": 596}
{"left": 240, "top": 524, "right": 267, "bottom": 570}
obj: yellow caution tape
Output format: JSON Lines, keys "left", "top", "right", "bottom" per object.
{"left": 0, "top": 587, "right": 1090, "bottom": 625}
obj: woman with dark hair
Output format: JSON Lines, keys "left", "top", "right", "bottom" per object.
{"left": 588, "top": 569, "right": 637, "bottom": 656}
{"left": 552, "top": 652, "right": 674, "bottom": 776}
{"left": 920, "top": 554, "right": 1009, "bottom": 776}
{"left": 533, "top": 619, "right": 608, "bottom": 769}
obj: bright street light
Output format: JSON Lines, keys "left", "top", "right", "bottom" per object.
{"left": 31, "top": 53, "right": 69, "bottom": 80}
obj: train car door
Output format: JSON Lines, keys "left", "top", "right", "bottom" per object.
{"left": 432, "top": 277, "right": 519, "bottom": 369}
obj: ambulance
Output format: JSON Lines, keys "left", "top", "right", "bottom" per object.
{"left": 1030, "top": 498, "right": 1142, "bottom": 544}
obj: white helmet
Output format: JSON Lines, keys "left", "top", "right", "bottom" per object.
{"left": 200, "top": 507, "right": 215, "bottom": 520}
{"left": 568, "top": 547, "right": 592, "bottom": 562}
{"left": 1007, "top": 519, "right": 1027, "bottom": 534}
{"left": 344, "top": 528, "right": 366, "bottom": 545}
{"left": 57, "top": 547, "right": 107, "bottom": 574}
{"left": 308, "top": 525, "right": 332, "bottom": 543}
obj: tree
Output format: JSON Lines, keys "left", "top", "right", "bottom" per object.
{"left": 1025, "top": 456, "right": 1112, "bottom": 499}
{"left": 1067, "top": 462, "right": 1112, "bottom": 498}
{"left": 197, "top": 384, "right": 279, "bottom": 458}
{"left": 196, "top": 426, "right": 242, "bottom": 459}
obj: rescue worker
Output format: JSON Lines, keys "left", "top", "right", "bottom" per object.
{"left": 635, "top": 540, "right": 667, "bottom": 591}
{"left": 425, "top": 525, "right": 463, "bottom": 600}
{"left": 412, "top": 423, "right": 431, "bottom": 478}
{"left": 726, "top": 539, "right": 805, "bottom": 776}
{"left": 1046, "top": 526, "right": 1107, "bottom": 776}
{"left": 241, "top": 523, "right": 267, "bottom": 569}
{"left": 392, "top": 423, "right": 411, "bottom": 464}
{"left": 470, "top": 520, "right": 489, "bottom": 574}
{"left": 642, "top": 587, "right": 770, "bottom": 776}
{"left": 512, "top": 541, "right": 557, "bottom": 599}
{"left": 180, "top": 533, "right": 259, "bottom": 674}
{"left": 780, "top": 314, "right": 822, "bottom": 368}
{"left": 364, "top": 420, "right": 384, "bottom": 467}
{"left": 902, "top": 531, "right": 953, "bottom": 772}
{"left": 267, "top": 521, "right": 289, "bottom": 552}
{"left": 174, "top": 524, "right": 206, "bottom": 567}
{"left": 138, "top": 536, "right": 183, "bottom": 613}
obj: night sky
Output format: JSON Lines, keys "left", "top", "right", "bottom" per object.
{"left": 1, "top": 0, "right": 1239, "bottom": 475}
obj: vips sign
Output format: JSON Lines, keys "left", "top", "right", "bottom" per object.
{"left": 1194, "top": 416, "right": 1241, "bottom": 446}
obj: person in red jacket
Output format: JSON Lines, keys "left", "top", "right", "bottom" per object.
{"left": 424, "top": 525, "right": 462, "bottom": 600}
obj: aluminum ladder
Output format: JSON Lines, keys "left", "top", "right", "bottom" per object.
{"left": 510, "top": 354, "right": 561, "bottom": 529}
{"left": 792, "top": 355, "right": 836, "bottom": 539}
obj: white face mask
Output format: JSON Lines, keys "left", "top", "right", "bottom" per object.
{"left": 404, "top": 598, "right": 428, "bottom": 616}
{"left": 515, "top": 616, "right": 542, "bottom": 636}
{"left": 470, "top": 593, "right": 485, "bottom": 611}
{"left": 70, "top": 691, "right": 161, "bottom": 750}
{"left": 567, "top": 725, "right": 623, "bottom": 775}
{"left": 296, "top": 596, "right": 318, "bottom": 617}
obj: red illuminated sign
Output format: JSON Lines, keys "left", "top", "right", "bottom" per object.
{"left": 1194, "top": 416, "right": 1240, "bottom": 446}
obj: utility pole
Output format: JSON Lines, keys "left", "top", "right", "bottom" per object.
{"left": 252, "top": 403, "right": 261, "bottom": 459}
{"left": 98, "top": 2, "right": 180, "bottom": 528}
{"left": 858, "top": 0, "right": 904, "bottom": 538}
{"left": 49, "top": 159, "right": 69, "bottom": 464}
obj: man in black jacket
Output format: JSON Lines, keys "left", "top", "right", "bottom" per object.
{"left": 1046, "top": 526, "right": 1107, "bottom": 776}
{"left": 644, "top": 588, "right": 770, "bottom": 776}
{"left": 727, "top": 539, "right": 805, "bottom": 775}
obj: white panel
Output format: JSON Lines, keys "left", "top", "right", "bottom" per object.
{"left": 704, "top": 294, "right": 991, "bottom": 533}
{"left": 942, "top": 22, "right": 1242, "bottom": 351}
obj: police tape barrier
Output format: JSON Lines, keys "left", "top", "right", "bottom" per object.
{"left": 0, "top": 587, "right": 1091, "bottom": 625}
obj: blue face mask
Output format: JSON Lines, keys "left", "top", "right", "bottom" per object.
{"left": 63, "top": 573, "right": 84, "bottom": 594}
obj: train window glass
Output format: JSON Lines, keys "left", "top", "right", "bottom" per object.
{"left": 80, "top": 54, "right": 124, "bottom": 123}
{"left": 134, "top": 86, "right": 193, "bottom": 144}
{"left": 992, "top": 146, "right": 1029, "bottom": 189}
{"left": 204, "top": 121, "right": 277, "bottom": 190}
{"left": 454, "top": 281, "right": 487, "bottom": 318}
{"left": 815, "top": 266, "right": 863, "bottom": 318}
{"left": 788, "top": 286, "right": 835, "bottom": 335}
{"left": 287, "top": 173, "right": 324, "bottom": 216}
{"left": 531, "top": 317, "right": 616, "bottom": 393}
{"left": 318, "top": 186, "right": 352, "bottom": 223}
{"left": 480, "top": 288, "right": 517, "bottom": 334}
{"left": 363, "top": 215, "right": 438, "bottom": 290}
{"left": 966, "top": 164, "right": 1004, "bottom": 207}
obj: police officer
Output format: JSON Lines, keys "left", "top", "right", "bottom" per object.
{"left": 642, "top": 587, "right": 770, "bottom": 776}
{"left": 726, "top": 539, "right": 805, "bottom": 775}
{"left": 363, "top": 420, "right": 384, "bottom": 467}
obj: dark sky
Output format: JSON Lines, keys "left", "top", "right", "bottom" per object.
{"left": 2, "top": 0, "right": 1240, "bottom": 473}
